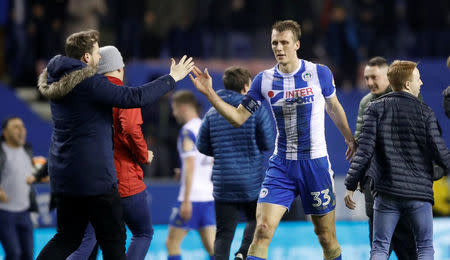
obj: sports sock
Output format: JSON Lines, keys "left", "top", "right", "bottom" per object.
{"left": 246, "top": 256, "right": 266, "bottom": 260}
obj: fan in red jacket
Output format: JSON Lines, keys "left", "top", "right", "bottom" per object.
{"left": 110, "top": 74, "right": 153, "bottom": 197}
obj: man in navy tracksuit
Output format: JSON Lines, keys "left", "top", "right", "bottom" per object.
{"left": 197, "top": 67, "right": 274, "bottom": 260}
{"left": 36, "top": 30, "right": 194, "bottom": 260}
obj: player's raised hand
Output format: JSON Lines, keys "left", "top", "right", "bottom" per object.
{"left": 169, "top": 55, "right": 195, "bottom": 82}
{"left": 189, "top": 66, "right": 213, "bottom": 97}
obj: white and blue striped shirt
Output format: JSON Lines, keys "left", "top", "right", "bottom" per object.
{"left": 244, "top": 59, "right": 336, "bottom": 160}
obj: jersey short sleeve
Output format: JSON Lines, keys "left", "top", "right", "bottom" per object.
{"left": 179, "top": 128, "right": 197, "bottom": 158}
{"left": 317, "top": 64, "right": 336, "bottom": 99}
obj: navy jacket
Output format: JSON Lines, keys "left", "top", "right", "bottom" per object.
{"left": 197, "top": 89, "right": 274, "bottom": 202}
{"left": 345, "top": 92, "right": 450, "bottom": 204}
{"left": 38, "top": 55, "right": 176, "bottom": 196}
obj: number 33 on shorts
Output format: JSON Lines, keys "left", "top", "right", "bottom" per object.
{"left": 310, "top": 188, "right": 331, "bottom": 207}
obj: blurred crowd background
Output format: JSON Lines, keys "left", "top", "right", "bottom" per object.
{"left": 1, "top": 0, "right": 450, "bottom": 88}
{"left": 0, "top": 0, "right": 449, "bottom": 181}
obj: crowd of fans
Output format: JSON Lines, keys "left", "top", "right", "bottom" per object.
{"left": 1, "top": 0, "right": 449, "bottom": 89}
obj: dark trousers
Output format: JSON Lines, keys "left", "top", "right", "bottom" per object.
{"left": 67, "top": 190, "right": 153, "bottom": 260}
{"left": 121, "top": 190, "right": 154, "bottom": 259}
{"left": 0, "top": 210, "right": 34, "bottom": 260}
{"left": 36, "top": 188, "right": 126, "bottom": 260}
{"left": 214, "top": 200, "right": 257, "bottom": 260}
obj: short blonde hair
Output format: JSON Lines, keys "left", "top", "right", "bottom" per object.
{"left": 387, "top": 60, "right": 417, "bottom": 91}
{"left": 272, "top": 20, "right": 301, "bottom": 41}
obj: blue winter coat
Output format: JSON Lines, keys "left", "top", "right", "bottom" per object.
{"left": 196, "top": 89, "right": 274, "bottom": 202}
{"left": 38, "top": 55, "right": 176, "bottom": 196}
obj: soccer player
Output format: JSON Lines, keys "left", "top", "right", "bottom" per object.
{"left": 166, "top": 90, "right": 215, "bottom": 260}
{"left": 190, "top": 20, "right": 356, "bottom": 260}
{"left": 196, "top": 66, "right": 274, "bottom": 260}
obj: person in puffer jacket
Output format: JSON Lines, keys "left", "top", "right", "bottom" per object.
{"left": 196, "top": 66, "right": 274, "bottom": 260}
{"left": 344, "top": 60, "right": 450, "bottom": 260}
{"left": 36, "top": 29, "right": 194, "bottom": 260}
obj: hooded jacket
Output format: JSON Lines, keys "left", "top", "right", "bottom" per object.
{"left": 38, "top": 55, "right": 175, "bottom": 196}
{"left": 196, "top": 89, "right": 274, "bottom": 202}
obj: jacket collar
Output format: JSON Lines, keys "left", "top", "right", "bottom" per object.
{"left": 38, "top": 55, "right": 97, "bottom": 100}
{"left": 105, "top": 76, "right": 123, "bottom": 86}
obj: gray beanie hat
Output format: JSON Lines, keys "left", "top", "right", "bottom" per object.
{"left": 97, "top": 46, "right": 125, "bottom": 74}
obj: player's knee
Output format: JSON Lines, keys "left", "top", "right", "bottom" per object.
{"left": 165, "top": 237, "right": 178, "bottom": 251}
{"left": 254, "top": 222, "right": 273, "bottom": 242}
{"left": 314, "top": 228, "right": 334, "bottom": 248}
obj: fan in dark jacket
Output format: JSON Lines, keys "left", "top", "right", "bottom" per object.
{"left": 344, "top": 60, "right": 450, "bottom": 259}
{"left": 196, "top": 67, "right": 274, "bottom": 260}
{"left": 355, "top": 57, "right": 416, "bottom": 260}
{"left": 35, "top": 30, "right": 194, "bottom": 260}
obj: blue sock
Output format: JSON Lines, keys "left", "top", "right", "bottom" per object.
{"left": 168, "top": 255, "right": 181, "bottom": 260}
{"left": 330, "top": 254, "right": 341, "bottom": 260}
{"left": 209, "top": 256, "right": 214, "bottom": 260}
{"left": 247, "top": 256, "right": 266, "bottom": 260}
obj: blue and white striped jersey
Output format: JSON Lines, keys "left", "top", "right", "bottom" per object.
{"left": 244, "top": 59, "right": 336, "bottom": 160}
{"left": 177, "top": 118, "right": 214, "bottom": 202}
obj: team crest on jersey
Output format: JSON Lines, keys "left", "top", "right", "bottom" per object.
{"left": 301, "top": 71, "right": 313, "bottom": 81}
{"left": 259, "top": 188, "right": 269, "bottom": 198}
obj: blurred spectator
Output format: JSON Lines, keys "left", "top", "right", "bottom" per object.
{"left": 166, "top": 0, "right": 197, "bottom": 58}
{"left": 29, "top": 0, "right": 66, "bottom": 82}
{"left": 0, "top": 0, "right": 8, "bottom": 79}
{"left": 0, "top": 116, "right": 37, "bottom": 260}
{"left": 6, "top": 0, "right": 30, "bottom": 86}
{"left": 355, "top": 0, "right": 399, "bottom": 59}
{"left": 115, "top": 0, "right": 145, "bottom": 60}
{"left": 140, "top": 0, "right": 173, "bottom": 59}
{"left": 65, "top": 0, "right": 106, "bottom": 37}
{"left": 407, "top": 0, "right": 450, "bottom": 57}
{"left": 273, "top": 0, "right": 320, "bottom": 61}
{"left": 325, "top": 5, "right": 360, "bottom": 89}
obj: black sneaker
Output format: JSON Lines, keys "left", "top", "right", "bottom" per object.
{"left": 234, "top": 253, "right": 244, "bottom": 260}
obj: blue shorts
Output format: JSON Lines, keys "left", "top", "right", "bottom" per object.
{"left": 258, "top": 155, "right": 336, "bottom": 215}
{"left": 168, "top": 201, "right": 216, "bottom": 230}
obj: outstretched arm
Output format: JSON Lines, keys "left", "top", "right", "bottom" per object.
{"left": 92, "top": 55, "right": 195, "bottom": 108}
{"left": 325, "top": 95, "right": 357, "bottom": 160}
{"left": 190, "top": 66, "right": 251, "bottom": 127}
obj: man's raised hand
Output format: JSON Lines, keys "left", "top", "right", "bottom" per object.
{"left": 169, "top": 55, "right": 195, "bottom": 82}
{"left": 189, "top": 66, "right": 213, "bottom": 97}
